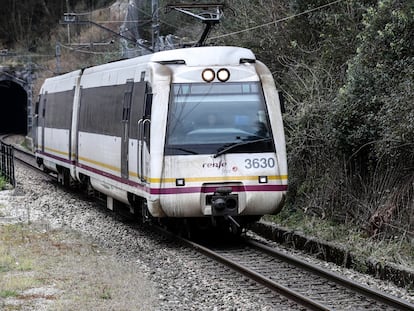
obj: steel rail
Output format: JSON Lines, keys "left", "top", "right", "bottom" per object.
{"left": 11, "top": 146, "right": 58, "bottom": 184}
{"left": 156, "top": 226, "right": 331, "bottom": 311}
{"left": 245, "top": 238, "right": 414, "bottom": 311}
{"left": 156, "top": 224, "right": 414, "bottom": 311}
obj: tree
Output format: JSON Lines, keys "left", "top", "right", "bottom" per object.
{"left": 0, "top": 0, "right": 113, "bottom": 49}
{"left": 332, "top": 0, "right": 414, "bottom": 235}
{"left": 333, "top": 0, "right": 414, "bottom": 167}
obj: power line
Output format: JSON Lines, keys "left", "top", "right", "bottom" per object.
{"left": 209, "top": 0, "right": 345, "bottom": 41}
{"left": 59, "top": 42, "right": 120, "bottom": 55}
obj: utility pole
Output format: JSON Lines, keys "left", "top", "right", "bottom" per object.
{"left": 55, "top": 42, "right": 61, "bottom": 74}
{"left": 66, "top": 0, "right": 71, "bottom": 45}
{"left": 152, "top": 0, "right": 160, "bottom": 52}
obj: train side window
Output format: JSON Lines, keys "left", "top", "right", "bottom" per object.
{"left": 144, "top": 83, "right": 153, "bottom": 118}
{"left": 278, "top": 91, "right": 286, "bottom": 113}
{"left": 122, "top": 80, "right": 134, "bottom": 122}
{"left": 42, "top": 96, "right": 47, "bottom": 118}
{"left": 144, "top": 94, "right": 152, "bottom": 118}
{"left": 122, "top": 95, "right": 131, "bottom": 121}
{"left": 34, "top": 100, "right": 40, "bottom": 115}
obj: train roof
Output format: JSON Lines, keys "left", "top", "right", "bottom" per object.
{"left": 150, "top": 46, "right": 256, "bottom": 66}
{"left": 83, "top": 46, "right": 256, "bottom": 74}
{"left": 42, "top": 46, "right": 257, "bottom": 89}
{"left": 40, "top": 69, "right": 82, "bottom": 93}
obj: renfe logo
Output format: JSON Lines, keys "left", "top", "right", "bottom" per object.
{"left": 202, "top": 160, "right": 227, "bottom": 169}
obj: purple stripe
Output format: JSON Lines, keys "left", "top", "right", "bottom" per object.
{"left": 151, "top": 184, "right": 288, "bottom": 195}
{"left": 77, "top": 163, "right": 149, "bottom": 191}
{"left": 37, "top": 151, "right": 75, "bottom": 165}
{"left": 150, "top": 187, "right": 202, "bottom": 195}
{"left": 245, "top": 185, "right": 288, "bottom": 192}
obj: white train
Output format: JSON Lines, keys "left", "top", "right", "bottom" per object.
{"left": 33, "top": 46, "right": 288, "bottom": 232}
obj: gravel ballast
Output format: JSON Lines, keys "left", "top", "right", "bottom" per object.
{"left": 1, "top": 164, "right": 413, "bottom": 310}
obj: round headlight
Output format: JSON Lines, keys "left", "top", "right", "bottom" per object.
{"left": 202, "top": 68, "right": 215, "bottom": 82}
{"left": 217, "top": 68, "right": 230, "bottom": 82}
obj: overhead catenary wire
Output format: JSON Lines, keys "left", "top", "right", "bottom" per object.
{"left": 16, "top": 0, "right": 346, "bottom": 58}
{"left": 59, "top": 42, "right": 120, "bottom": 55}
{"left": 208, "top": 0, "right": 345, "bottom": 41}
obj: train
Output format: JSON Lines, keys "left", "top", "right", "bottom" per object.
{"left": 33, "top": 46, "right": 288, "bottom": 233}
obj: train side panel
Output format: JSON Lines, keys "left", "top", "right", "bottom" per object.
{"left": 255, "top": 61, "right": 288, "bottom": 181}
{"left": 145, "top": 63, "right": 172, "bottom": 217}
{"left": 35, "top": 70, "right": 82, "bottom": 177}
{"left": 75, "top": 59, "right": 153, "bottom": 208}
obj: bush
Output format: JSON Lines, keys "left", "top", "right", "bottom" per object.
{"left": 333, "top": 0, "right": 414, "bottom": 167}
{"left": 0, "top": 176, "right": 8, "bottom": 190}
{"left": 330, "top": 0, "right": 414, "bottom": 235}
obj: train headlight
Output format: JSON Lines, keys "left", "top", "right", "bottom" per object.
{"left": 202, "top": 68, "right": 215, "bottom": 82}
{"left": 217, "top": 68, "right": 230, "bottom": 82}
{"left": 259, "top": 176, "right": 268, "bottom": 184}
{"left": 176, "top": 178, "right": 185, "bottom": 186}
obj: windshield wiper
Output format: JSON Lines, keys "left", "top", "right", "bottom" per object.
{"left": 166, "top": 146, "right": 199, "bottom": 155}
{"left": 214, "top": 137, "right": 271, "bottom": 158}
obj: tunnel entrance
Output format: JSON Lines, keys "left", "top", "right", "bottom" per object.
{"left": 0, "top": 80, "right": 28, "bottom": 135}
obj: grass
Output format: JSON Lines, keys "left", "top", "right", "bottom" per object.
{"left": 0, "top": 222, "right": 157, "bottom": 310}
{"left": 0, "top": 224, "right": 41, "bottom": 304}
{"left": 264, "top": 208, "right": 414, "bottom": 270}
{"left": 99, "top": 286, "right": 112, "bottom": 300}
{"left": 0, "top": 289, "right": 18, "bottom": 299}
{"left": 1, "top": 276, "right": 40, "bottom": 297}
{"left": 0, "top": 175, "right": 8, "bottom": 190}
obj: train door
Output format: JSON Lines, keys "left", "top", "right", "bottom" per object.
{"left": 137, "top": 83, "right": 152, "bottom": 183}
{"left": 33, "top": 97, "right": 40, "bottom": 151}
{"left": 121, "top": 80, "right": 134, "bottom": 179}
{"left": 38, "top": 92, "right": 47, "bottom": 153}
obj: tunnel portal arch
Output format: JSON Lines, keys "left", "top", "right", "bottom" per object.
{"left": 0, "top": 71, "right": 32, "bottom": 135}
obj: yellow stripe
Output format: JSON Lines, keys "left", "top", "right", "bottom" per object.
{"left": 148, "top": 175, "right": 288, "bottom": 183}
{"left": 269, "top": 175, "right": 289, "bottom": 181}
{"left": 44, "top": 149, "right": 288, "bottom": 183}
{"left": 78, "top": 156, "right": 121, "bottom": 173}
{"left": 44, "top": 146, "right": 69, "bottom": 157}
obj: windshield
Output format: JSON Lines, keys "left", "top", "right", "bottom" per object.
{"left": 165, "top": 82, "right": 275, "bottom": 155}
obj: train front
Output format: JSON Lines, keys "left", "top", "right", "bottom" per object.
{"left": 148, "top": 47, "right": 288, "bottom": 228}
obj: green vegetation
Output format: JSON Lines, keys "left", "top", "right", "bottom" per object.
{"left": 0, "top": 176, "right": 8, "bottom": 190}
{"left": 0, "top": 290, "right": 18, "bottom": 299}
{"left": 0, "top": 224, "right": 44, "bottom": 302}
{"left": 217, "top": 0, "right": 413, "bottom": 241}
{"left": 265, "top": 210, "right": 413, "bottom": 269}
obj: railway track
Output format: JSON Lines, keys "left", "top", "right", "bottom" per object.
{"left": 160, "top": 229, "right": 414, "bottom": 310}
{"left": 0, "top": 135, "right": 56, "bottom": 185}
{"left": 5, "top": 136, "right": 414, "bottom": 310}
{"left": 13, "top": 146, "right": 38, "bottom": 168}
